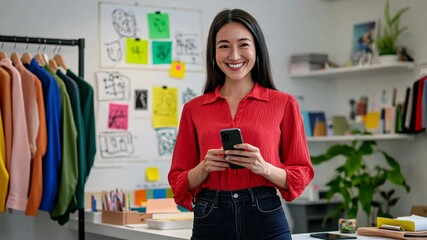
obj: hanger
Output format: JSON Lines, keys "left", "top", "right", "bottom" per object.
{"left": 10, "top": 39, "right": 21, "bottom": 65}
{"left": 53, "top": 43, "right": 68, "bottom": 70}
{"left": 49, "top": 59, "right": 58, "bottom": 72}
{"left": 53, "top": 54, "right": 67, "bottom": 70}
{"left": 10, "top": 52, "right": 21, "bottom": 65}
{"left": 21, "top": 37, "right": 32, "bottom": 64}
{"left": 0, "top": 39, "right": 6, "bottom": 60}
{"left": 35, "top": 53, "right": 45, "bottom": 66}
{"left": 0, "top": 51, "right": 6, "bottom": 60}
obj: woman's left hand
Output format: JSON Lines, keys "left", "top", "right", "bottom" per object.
{"left": 224, "top": 143, "right": 270, "bottom": 176}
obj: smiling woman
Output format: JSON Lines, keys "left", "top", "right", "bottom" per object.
{"left": 168, "top": 8, "right": 314, "bottom": 240}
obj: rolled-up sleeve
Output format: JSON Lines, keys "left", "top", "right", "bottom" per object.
{"left": 168, "top": 104, "right": 200, "bottom": 210}
{"left": 278, "top": 96, "right": 314, "bottom": 201}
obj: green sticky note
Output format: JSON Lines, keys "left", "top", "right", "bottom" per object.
{"left": 147, "top": 13, "right": 170, "bottom": 39}
{"left": 152, "top": 41, "right": 172, "bottom": 64}
{"left": 166, "top": 188, "right": 174, "bottom": 198}
{"left": 146, "top": 189, "right": 154, "bottom": 199}
{"left": 126, "top": 38, "right": 148, "bottom": 64}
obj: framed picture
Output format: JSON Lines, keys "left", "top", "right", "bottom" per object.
{"left": 350, "top": 20, "right": 378, "bottom": 66}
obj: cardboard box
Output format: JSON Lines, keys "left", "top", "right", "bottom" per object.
{"left": 102, "top": 211, "right": 152, "bottom": 225}
{"left": 412, "top": 205, "right": 427, "bottom": 217}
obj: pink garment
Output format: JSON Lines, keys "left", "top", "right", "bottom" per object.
{"left": 0, "top": 58, "right": 31, "bottom": 211}
{"left": 15, "top": 61, "right": 39, "bottom": 157}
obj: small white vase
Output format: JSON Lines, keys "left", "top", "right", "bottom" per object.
{"left": 378, "top": 54, "right": 398, "bottom": 64}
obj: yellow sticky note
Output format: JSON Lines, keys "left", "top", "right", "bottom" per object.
{"left": 126, "top": 38, "right": 148, "bottom": 64}
{"left": 146, "top": 167, "right": 160, "bottom": 182}
{"left": 169, "top": 61, "right": 185, "bottom": 79}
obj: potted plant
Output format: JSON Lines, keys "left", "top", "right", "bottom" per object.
{"left": 376, "top": 0, "right": 410, "bottom": 63}
{"left": 310, "top": 138, "right": 410, "bottom": 226}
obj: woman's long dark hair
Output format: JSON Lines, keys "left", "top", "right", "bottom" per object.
{"left": 203, "top": 9, "right": 276, "bottom": 94}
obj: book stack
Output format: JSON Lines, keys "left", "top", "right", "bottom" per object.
{"left": 290, "top": 53, "right": 328, "bottom": 74}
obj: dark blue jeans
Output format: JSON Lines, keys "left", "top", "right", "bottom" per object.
{"left": 191, "top": 187, "right": 292, "bottom": 240}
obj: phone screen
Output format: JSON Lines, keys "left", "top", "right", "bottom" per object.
{"left": 220, "top": 128, "right": 244, "bottom": 169}
{"left": 309, "top": 233, "right": 357, "bottom": 239}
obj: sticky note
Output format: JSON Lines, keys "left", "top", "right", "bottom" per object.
{"left": 146, "top": 189, "right": 154, "bottom": 199}
{"left": 166, "top": 188, "right": 174, "bottom": 198}
{"left": 152, "top": 41, "right": 172, "bottom": 64}
{"left": 126, "top": 38, "right": 148, "bottom": 64}
{"left": 134, "top": 189, "right": 147, "bottom": 206}
{"left": 169, "top": 61, "right": 185, "bottom": 79}
{"left": 153, "top": 189, "right": 166, "bottom": 199}
{"left": 146, "top": 167, "right": 160, "bottom": 182}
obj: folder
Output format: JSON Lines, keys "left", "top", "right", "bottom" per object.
{"left": 377, "top": 215, "right": 427, "bottom": 231}
{"left": 357, "top": 227, "right": 427, "bottom": 239}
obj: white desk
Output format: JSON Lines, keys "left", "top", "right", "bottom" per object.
{"left": 67, "top": 220, "right": 394, "bottom": 240}
{"left": 67, "top": 220, "right": 191, "bottom": 240}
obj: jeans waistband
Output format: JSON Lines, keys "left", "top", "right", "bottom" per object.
{"left": 197, "top": 186, "right": 277, "bottom": 207}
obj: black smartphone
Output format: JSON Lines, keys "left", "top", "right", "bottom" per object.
{"left": 309, "top": 233, "right": 357, "bottom": 239}
{"left": 220, "top": 128, "right": 244, "bottom": 169}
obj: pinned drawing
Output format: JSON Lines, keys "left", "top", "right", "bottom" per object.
{"left": 152, "top": 41, "right": 172, "bottom": 64}
{"left": 108, "top": 103, "right": 129, "bottom": 130}
{"left": 98, "top": 131, "right": 135, "bottom": 158}
{"left": 126, "top": 38, "right": 148, "bottom": 64}
{"left": 96, "top": 71, "right": 131, "bottom": 101}
{"left": 111, "top": 8, "right": 137, "bottom": 37}
{"left": 105, "top": 40, "right": 123, "bottom": 62}
{"left": 182, "top": 87, "right": 197, "bottom": 104}
{"left": 147, "top": 12, "right": 170, "bottom": 39}
{"left": 152, "top": 86, "right": 178, "bottom": 128}
{"left": 155, "top": 128, "right": 177, "bottom": 156}
{"left": 175, "top": 32, "right": 201, "bottom": 65}
{"left": 135, "top": 89, "right": 148, "bottom": 110}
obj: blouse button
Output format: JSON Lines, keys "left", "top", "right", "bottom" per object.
{"left": 233, "top": 193, "right": 239, "bottom": 198}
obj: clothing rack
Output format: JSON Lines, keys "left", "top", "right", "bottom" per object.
{"left": 0, "top": 35, "right": 86, "bottom": 240}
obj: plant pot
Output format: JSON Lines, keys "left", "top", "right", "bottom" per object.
{"left": 378, "top": 54, "right": 398, "bottom": 64}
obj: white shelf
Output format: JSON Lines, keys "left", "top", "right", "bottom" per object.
{"left": 290, "top": 62, "right": 415, "bottom": 79}
{"left": 307, "top": 134, "right": 415, "bottom": 142}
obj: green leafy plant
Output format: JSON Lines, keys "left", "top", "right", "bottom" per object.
{"left": 376, "top": 0, "right": 410, "bottom": 55}
{"left": 311, "top": 139, "right": 410, "bottom": 226}
{"left": 372, "top": 189, "right": 399, "bottom": 219}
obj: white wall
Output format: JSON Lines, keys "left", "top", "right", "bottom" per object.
{"left": 0, "top": 0, "right": 426, "bottom": 239}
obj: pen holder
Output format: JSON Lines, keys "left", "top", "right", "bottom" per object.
{"left": 102, "top": 211, "right": 152, "bottom": 225}
{"left": 339, "top": 218, "right": 357, "bottom": 233}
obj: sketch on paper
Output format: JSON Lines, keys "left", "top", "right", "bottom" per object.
{"left": 105, "top": 40, "right": 123, "bottom": 62}
{"left": 96, "top": 71, "right": 131, "bottom": 101}
{"left": 182, "top": 87, "right": 197, "bottom": 104}
{"left": 108, "top": 103, "right": 129, "bottom": 130}
{"left": 175, "top": 32, "right": 200, "bottom": 65}
{"left": 152, "top": 87, "right": 178, "bottom": 128}
{"left": 135, "top": 89, "right": 148, "bottom": 110}
{"left": 98, "top": 131, "right": 135, "bottom": 158}
{"left": 156, "top": 128, "right": 177, "bottom": 156}
{"left": 111, "top": 8, "right": 137, "bottom": 38}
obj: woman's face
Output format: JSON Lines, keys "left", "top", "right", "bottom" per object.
{"left": 215, "top": 22, "right": 256, "bottom": 83}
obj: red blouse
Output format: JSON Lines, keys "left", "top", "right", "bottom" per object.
{"left": 168, "top": 83, "right": 314, "bottom": 210}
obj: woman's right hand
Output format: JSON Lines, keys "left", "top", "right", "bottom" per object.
{"left": 201, "top": 148, "right": 229, "bottom": 173}
{"left": 188, "top": 148, "right": 229, "bottom": 191}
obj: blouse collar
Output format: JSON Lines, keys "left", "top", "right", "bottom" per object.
{"left": 203, "top": 82, "right": 269, "bottom": 105}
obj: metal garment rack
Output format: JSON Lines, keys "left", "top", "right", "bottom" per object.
{"left": 0, "top": 35, "right": 86, "bottom": 240}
